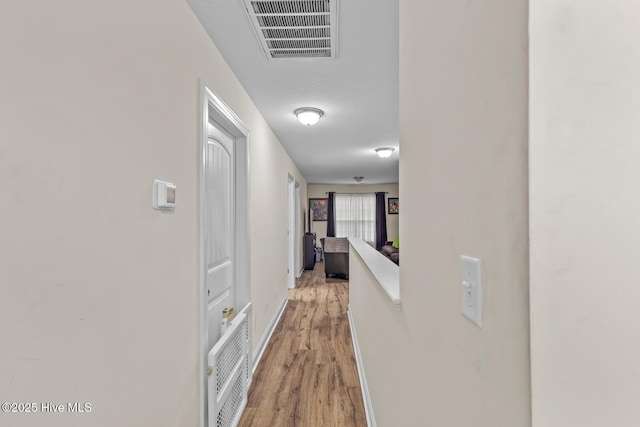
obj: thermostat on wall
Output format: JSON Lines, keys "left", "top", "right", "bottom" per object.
{"left": 153, "top": 179, "right": 176, "bottom": 210}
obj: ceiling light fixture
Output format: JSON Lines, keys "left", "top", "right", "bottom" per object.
{"left": 294, "top": 107, "right": 324, "bottom": 126}
{"left": 375, "top": 147, "right": 395, "bottom": 158}
{"left": 353, "top": 176, "right": 364, "bottom": 183}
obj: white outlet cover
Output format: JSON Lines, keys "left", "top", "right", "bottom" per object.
{"left": 461, "top": 255, "right": 482, "bottom": 327}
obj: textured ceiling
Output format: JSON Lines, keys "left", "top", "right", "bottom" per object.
{"left": 188, "top": 0, "right": 399, "bottom": 184}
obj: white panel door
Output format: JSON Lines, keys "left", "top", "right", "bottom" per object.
{"left": 206, "top": 121, "right": 235, "bottom": 352}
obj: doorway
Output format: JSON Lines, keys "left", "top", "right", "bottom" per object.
{"left": 295, "top": 181, "right": 301, "bottom": 277}
{"left": 287, "top": 175, "right": 299, "bottom": 289}
{"left": 200, "top": 83, "right": 251, "bottom": 427}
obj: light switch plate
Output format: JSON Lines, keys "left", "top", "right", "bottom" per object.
{"left": 461, "top": 255, "right": 482, "bottom": 327}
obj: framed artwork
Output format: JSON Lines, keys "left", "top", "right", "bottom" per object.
{"left": 388, "top": 197, "right": 399, "bottom": 215}
{"left": 309, "top": 198, "right": 328, "bottom": 221}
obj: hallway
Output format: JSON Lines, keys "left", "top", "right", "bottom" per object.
{"left": 239, "top": 262, "right": 367, "bottom": 426}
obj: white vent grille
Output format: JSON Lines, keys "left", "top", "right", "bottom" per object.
{"left": 208, "top": 312, "right": 249, "bottom": 427}
{"left": 242, "top": 0, "right": 338, "bottom": 60}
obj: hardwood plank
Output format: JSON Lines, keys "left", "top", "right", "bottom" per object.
{"left": 239, "top": 262, "right": 367, "bottom": 427}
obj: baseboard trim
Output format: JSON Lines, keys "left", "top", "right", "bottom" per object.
{"left": 252, "top": 296, "right": 288, "bottom": 373}
{"left": 347, "top": 305, "right": 376, "bottom": 427}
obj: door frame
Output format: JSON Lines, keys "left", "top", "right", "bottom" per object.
{"left": 199, "top": 82, "right": 251, "bottom": 427}
{"left": 287, "top": 175, "right": 296, "bottom": 289}
{"left": 295, "top": 180, "right": 302, "bottom": 277}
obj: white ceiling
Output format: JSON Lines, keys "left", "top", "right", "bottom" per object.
{"left": 188, "top": 0, "right": 399, "bottom": 184}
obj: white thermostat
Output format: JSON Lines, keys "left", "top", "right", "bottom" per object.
{"left": 153, "top": 179, "right": 176, "bottom": 210}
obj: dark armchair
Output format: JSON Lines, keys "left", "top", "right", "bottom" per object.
{"left": 320, "top": 237, "right": 349, "bottom": 278}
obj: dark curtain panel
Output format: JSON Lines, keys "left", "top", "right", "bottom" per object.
{"left": 375, "top": 192, "right": 388, "bottom": 250}
{"left": 327, "top": 192, "right": 336, "bottom": 237}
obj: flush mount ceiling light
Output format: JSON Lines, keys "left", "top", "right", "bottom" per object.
{"left": 353, "top": 176, "right": 364, "bottom": 183}
{"left": 294, "top": 107, "right": 324, "bottom": 126}
{"left": 375, "top": 147, "right": 396, "bottom": 158}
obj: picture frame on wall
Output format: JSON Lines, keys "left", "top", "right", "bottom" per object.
{"left": 309, "top": 198, "right": 328, "bottom": 221}
{"left": 388, "top": 197, "right": 399, "bottom": 214}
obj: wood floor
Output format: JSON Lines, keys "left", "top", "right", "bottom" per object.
{"left": 238, "top": 262, "right": 367, "bottom": 427}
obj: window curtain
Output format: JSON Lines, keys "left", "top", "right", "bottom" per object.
{"left": 326, "top": 192, "right": 336, "bottom": 237}
{"left": 335, "top": 193, "right": 376, "bottom": 244}
{"left": 375, "top": 192, "right": 388, "bottom": 250}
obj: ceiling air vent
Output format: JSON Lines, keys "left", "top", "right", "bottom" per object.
{"left": 241, "top": 0, "right": 338, "bottom": 60}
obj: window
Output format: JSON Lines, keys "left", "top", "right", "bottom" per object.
{"left": 335, "top": 193, "right": 376, "bottom": 244}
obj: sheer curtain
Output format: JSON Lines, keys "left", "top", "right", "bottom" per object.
{"left": 335, "top": 193, "right": 376, "bottom": 245}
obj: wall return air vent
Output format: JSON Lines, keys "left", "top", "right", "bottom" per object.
{"left": 241, "top": 0, "right": 338, "bottom": 60}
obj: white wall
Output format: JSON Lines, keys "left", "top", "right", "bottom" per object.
{"left": 530, "top": 2, "right": 640, "bottom": 426}
{"left": 349, "top": 0, "right": 530, "bottom": 425}
{"left": 248, "top": 108, "right": 307, "bottom": 347}
{"left": 0, "top": 1, "right": 305, "bottom": 426}
{"left": 307, "top": 184, "right": 399, "bottom": 243}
